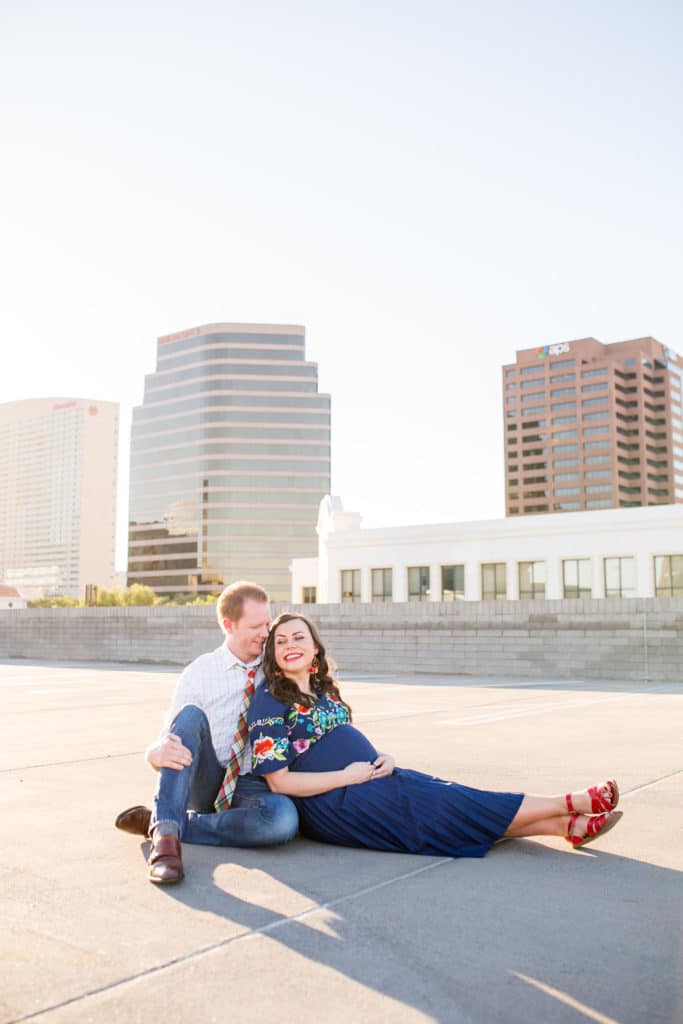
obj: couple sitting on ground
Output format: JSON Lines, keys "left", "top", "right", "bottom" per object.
{"left": 115, "top": 580, "right": 623, "bottom": 884}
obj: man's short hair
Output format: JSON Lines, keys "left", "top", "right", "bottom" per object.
{"left": 216, "top": 581, "right": 270, "bottom": 629}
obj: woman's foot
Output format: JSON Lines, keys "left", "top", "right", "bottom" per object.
{"left": 565, "top": 810, "right": 623, "bottom": 849}
{"left": 565, "top": 780, "right": 619, "bottom": 815}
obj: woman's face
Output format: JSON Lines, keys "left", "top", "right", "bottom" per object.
{"left": 273, "top": 618, "right": 318, "bottom": 674}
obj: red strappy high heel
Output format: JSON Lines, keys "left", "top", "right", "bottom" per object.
{"left": 565, "top": 810, "right": 623, "bottom": 848}
{"left": 565, "top": 779, "right": 619, "bottom": 815}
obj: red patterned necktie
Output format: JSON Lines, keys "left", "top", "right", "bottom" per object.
{"left": 214, "top": 667, "right": 257, "bottom": 812}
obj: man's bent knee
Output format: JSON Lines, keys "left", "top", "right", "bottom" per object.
{"left": 170, "top": 704, "right": 210, "bottom": 738}
{"left": 264, "top": 796, "right": 299, "bottom": 845}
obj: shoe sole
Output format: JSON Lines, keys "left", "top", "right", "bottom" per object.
{"left": 574, "top": 810, "right": 623, "bottom": 849}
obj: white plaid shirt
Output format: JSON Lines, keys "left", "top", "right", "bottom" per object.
{"left": 161, "top": 642, "right": 264, "bottom": 772}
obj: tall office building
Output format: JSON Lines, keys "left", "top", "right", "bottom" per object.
{"left": 0, "top": 398, "right": 119, "bottom": 598}
{"left": 127, "top": 323, "right": 331, "bottom": 602}
{"left": 502, "top": 336, "right": 683, "bottom": 516}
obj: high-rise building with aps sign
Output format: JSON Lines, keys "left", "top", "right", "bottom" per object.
{"left": 127, "top": 323, "right": 331, "bottom": 601}
{"left": 0, "top": 398, "right": 119, "bottom": 598}
{"left": 502, "top": 336, "right": 683, "bottom": 516}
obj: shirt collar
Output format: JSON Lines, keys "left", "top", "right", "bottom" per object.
{"left": 223, "top": 641, "right": 262, "bottom": 673}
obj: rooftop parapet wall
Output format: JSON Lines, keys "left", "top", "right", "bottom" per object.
{"left": 1, "top": 600, "right": 682, "bottom": 682}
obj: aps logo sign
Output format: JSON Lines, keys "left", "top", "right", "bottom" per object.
{"left": 535, "top": 342, "right": 570, "bottom": 359}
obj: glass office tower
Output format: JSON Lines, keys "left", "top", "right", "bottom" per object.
{"left": 127, "top": 323, "right": 330, "bottom": 602}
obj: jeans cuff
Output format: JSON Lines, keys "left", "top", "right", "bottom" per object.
{"left": 153, "top": 818, "right": 181, "bottom": 838}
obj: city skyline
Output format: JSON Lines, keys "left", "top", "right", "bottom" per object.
{"left": 2, "top": 3, "right": 683, "bottom": 572}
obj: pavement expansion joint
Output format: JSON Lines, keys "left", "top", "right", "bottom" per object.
{"left": 5, "top": 856, "right": 453, "bottom": 1024}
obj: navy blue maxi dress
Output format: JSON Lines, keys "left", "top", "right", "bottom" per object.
{"left": 248, "top": 687, "right": 523, "bottom": 858}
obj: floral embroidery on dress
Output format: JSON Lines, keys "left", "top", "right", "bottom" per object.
{"left": 252, "top": 734, "right": 289, "bottom": 764}
{"left": 249, "top": 692, "right": 350, "bottom": 772}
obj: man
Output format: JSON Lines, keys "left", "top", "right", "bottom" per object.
{"left": 115, "top": 581, "right": 299, "bottom": 884}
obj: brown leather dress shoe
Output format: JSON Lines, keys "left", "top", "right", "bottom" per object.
{"left": 147, "top": 834, "right": 184, "bottom": 885}
{"left": 115, "top": 805, "right": 152, "bottom": 837}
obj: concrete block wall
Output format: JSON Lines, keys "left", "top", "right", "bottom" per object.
{"left": 0, "top": 599, "right": 681, "bottom": 682}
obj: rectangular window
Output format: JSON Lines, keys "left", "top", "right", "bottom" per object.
{"left": 585, "top": 469, "right": 611, "bottom": 479}
{"left": 521, "top": 365, "right": 545, "bottom": 376}
{"left": 552, "top": 416, "right": 577, "bottom": 425}
{"left": 554, "top": 457, "right": 579, "bottom": 467}
{"left": 582, "top": 397, "right": 609, "bottom": 408}
{"left": 654, "top": 554, "right": 683, "bottom": 596}
{"left": 521, "top": 377, "right": 545, "bottom": 389}
{"left": 555, "top": 472, "right": 579, "bottom": 482}
{"left": 407, "top": 566, "right": 430, "bottom": 602}
{"left": 555, "top": 486, "right": 580, "bottom": 496}
{"left": 371, "top": 567, "right": 393, "bottom": 603}
{"left": 584, "top": 411, "right": 609, "bottom": 421}
{"left": 604, "top": 556, "right": 636, "bottom": 598}
{"left": 302, "top": 586, "right": 317, "bottom": 604}
{"left": 550, "top": 359, "right": 575, "bottom": 370}
{"left": 586, "top": 483, "right": 612, "bottom": 494}
{"left": 551, "top": 401, "right": 576, "bottom": 412}
{"left": 584, "top": 427, "right": 610, "bottom": 437}
{"left": 586, "top": 499, "right": 612, "bottom": 508}
{"left": 519, "top": 561, "right": 546, "bottom": 599}
{"left": 563, "top": 558, "right": 592, "bottom": 598}
{"left": 441, "top": 564, "right": 465, "bottom": 601}
{"left": 582, "top": 381, "right": 608, "bottom": 392}
{"left": 550, "top": 387, "right": 576, "bottom": 398}
{"left": 553, "top": 442, "right": 579, "bottom": 452}
{"left": 550, "top": 373, "right": 575, "bottom": 383}
{"left": 481, "top": 562, "right": 507, "bottom": 600}
{"left": 581, "top": 367, "right": 608, "bottom": 378}
{"left": 340, "top": 569, "right": 360, "bottom": 603}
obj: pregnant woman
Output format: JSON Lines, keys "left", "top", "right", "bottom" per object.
{"left": 248, "top": 613, "right": 623, "bottom": 857}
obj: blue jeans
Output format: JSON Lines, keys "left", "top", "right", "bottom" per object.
{"left": 152, "top": 704, "right": 299, "bottom": 847}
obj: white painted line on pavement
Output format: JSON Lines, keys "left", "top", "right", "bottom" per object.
{"left": 511, "top": 972, "right": 621, "bottom": 1024}
{"left": 437, "top": 693, "right": 622, "bottom": 726}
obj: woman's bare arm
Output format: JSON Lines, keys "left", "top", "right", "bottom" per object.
{"left": 263, "top": 760, "right": 377, "bottom": 797}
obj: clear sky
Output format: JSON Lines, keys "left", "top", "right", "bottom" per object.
{"left": 2, "top": 1, "right": 682, "bottom": 571}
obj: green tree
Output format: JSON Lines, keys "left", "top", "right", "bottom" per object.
{"left": 122, "top": 583, "right": 157, "bottom": 606}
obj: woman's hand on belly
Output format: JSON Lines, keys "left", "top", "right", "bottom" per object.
{"left": 343, "top": 761, "right": 377, "bottom": 785}
{"left": 371, "top": 752, "right": 395, "bottom": 779}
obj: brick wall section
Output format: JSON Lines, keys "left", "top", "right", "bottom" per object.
{"left": 0, "top": 599, "right": 681, "bottom": 682}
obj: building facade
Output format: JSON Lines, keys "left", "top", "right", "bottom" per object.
{"left": 502, "top": 336, "right": 683, "bottom": 516}
{"left": 127, "top": 323, "right": 330, "bottom": 602}
{"left": 291, "top": 496, "right": 683, "bottom": 603}
{"left": 0, "top": 398, "right": 119, "bottom": 599}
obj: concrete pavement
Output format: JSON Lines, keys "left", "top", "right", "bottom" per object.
{"left": 1, "top": 660, "right": 681, "bottom": 1024}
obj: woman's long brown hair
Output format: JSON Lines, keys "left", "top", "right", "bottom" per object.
{"left": 263, "top": 612, "right": 352, "bottom": 719}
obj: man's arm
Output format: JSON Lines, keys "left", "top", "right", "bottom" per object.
{"left": 145, "top": 664, "right": 201, "bottom": 771}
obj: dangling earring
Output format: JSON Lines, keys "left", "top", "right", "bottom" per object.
{"left": 309, "top": 656, "right": 319, "bottom": 676}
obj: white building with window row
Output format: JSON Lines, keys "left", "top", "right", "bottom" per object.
{"left": 290, "top": 496, "right": 683, "bottom": 604}
{"left": 0, "top": 398, "right": 119, "bottom": 599}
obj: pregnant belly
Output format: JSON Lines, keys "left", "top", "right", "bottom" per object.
{"left": 292, "top": 724, "right": 378, "bottom": 772}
